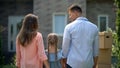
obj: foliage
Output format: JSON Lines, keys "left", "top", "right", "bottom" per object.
{"left": 0, "top": 26, "right": 5, "bottom": 68}
{"left": 112, "top": 31, "right": 120, "bottom": 67}
{"left": 9, "top": 54, "right": 16, "bottom": 68}
{"left": 113, "top": 0, "right": 120, "bottom": 67}
{"left": 3, "top": 65, "right": 16, "bottom": 68}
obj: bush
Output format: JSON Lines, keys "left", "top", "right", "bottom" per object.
{"left": 112, "top": 31, "right": 120, "bottom": 67}
{"left": 10, "top": 54, "right": 16, "bottom": 68}
{"left": 0, "top": 32, "right": 4, "bottom": 67}
{"left": 114, "top": 0, "right": 120, "bottom": 67}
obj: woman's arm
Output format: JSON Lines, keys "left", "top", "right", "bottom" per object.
{"left": 43, "top": 60, "right": 50, "bottom": 68}
{"left": 16, "top": 38, "right": 21, "bottom": 68}
{"left": 37, "top": 33, "right": 49, "bottom": 68}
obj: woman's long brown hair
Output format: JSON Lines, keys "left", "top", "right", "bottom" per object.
{"left": 47, "top": 33, "right": 58, "bottom": 61}
{"left": 17, "top": 14, "right": 38, "bottom": 47}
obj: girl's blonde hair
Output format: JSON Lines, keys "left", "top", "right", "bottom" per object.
{"left": 47, "top": 33, "right": 59, "bottom": 61}
{"left": 18, "top": 14, "right": 38, "bottom": 47}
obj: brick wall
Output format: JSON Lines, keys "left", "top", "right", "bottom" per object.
{"left": 34, "top": 0, "right": 86, "bottom": 48}
{"left": 86, "top": 0, "right": 116, "bottom": 30}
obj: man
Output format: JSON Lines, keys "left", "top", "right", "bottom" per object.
{"left": 62, "top": 4, "right": 99, "bottom": 68}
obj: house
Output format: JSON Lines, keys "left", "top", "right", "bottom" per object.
{"left": 0, "top": 0, "right": 33, "bottom": 64}
{"left": 34, "top": 0, "right": 116, "bottom": 48}
{"left": 0, "top": 0, "right": 115, "bottom": 64}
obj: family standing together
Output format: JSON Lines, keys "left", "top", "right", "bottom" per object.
{"left": 16, "top": 4, "right": 99, "bottom": 68}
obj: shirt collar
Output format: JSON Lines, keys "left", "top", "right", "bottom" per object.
{"left": 76, "top": 17, "right": 88, "bottom": 21}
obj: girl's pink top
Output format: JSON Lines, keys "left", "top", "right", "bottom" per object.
{"left": 16, "top": 32, "right": 47, "bottom": 68}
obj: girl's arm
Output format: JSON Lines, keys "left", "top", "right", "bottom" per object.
{"left": 60, "top": 58, "right": 67, "bottom": 68}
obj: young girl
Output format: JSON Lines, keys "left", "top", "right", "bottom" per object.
{"left": 16, "top": 14, "right": 49, "bottom": 68}
{"left": 46, "top": 33, "right": 63, "bottom": 68}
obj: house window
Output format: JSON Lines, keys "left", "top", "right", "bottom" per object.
{"left": 53, "top": 13, "right": 67, "bottom": 35}
{"left": 8, "top": 16, "right": 23, "bottom": 52}
{"left": 98, "top": 15, "right": 108, "bottom": 32}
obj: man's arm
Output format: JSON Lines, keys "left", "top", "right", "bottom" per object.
{"left": 62, "top": 26, "right": 71, "bottom": 68}
{"left": 62, "top": 26, "right": 71, "bottom": 58}
{"left": 93, "top": 30, "right": 99, "bottom": 68}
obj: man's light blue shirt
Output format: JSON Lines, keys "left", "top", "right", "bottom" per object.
{"left": 62, "top": 17, "right": 99, "bottom": 68}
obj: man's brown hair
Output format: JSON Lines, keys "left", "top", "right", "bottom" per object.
{"left": 68, "top": 4, "right": 82, "bottom": 13}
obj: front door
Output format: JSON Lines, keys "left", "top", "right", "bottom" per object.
{"left": 8, "top": 16, "right": 23, "bottom": 52}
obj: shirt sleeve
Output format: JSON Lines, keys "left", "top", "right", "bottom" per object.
{"left": 37, "top": 33, "right": 48, "bottom": 61}
{"left": 62, "top": 26, "right": 71, "bottom": 58}
{"left": 93, "top": 30, "right": 99, "bottom": 57}
{"left": 16, "top": 37, "right": 21, "bottom": 67}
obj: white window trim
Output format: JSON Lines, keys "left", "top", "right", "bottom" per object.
{"left": 98, "top": 15, "right": 108, "bottom": 31}
{"left": 52, "top": 12, "right": 67, "bottom": 36}
{"left": 8, "top": 16, "right": 24, "bottom": 52}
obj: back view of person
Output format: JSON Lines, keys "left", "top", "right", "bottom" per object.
{"left": 46, "top": 33, "right": 62, "bottom": 68}
{"left": 16, "top": 14, "right": 49, "bottom": 68}
{"left": 62, "top": 4, "right": 99, "bottom": 68}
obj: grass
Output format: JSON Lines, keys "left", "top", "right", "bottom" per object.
{"left": 2, "top": 65, "right": 16, "bottom": 68}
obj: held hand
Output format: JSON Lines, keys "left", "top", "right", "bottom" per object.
{"left": 16, "top": 66, "right": 20, "bottom": 68}
{"left": 43, "top": 60, "right": 50, "bottom": 68}
{"left": 62, "top": 64, "right": 66, "bottom": 68}
{"left": 61, "top": 58, "right": 67, "bottom": 68}
{"left": 61, "top": 61, "right": 66, "bottom": 68}
{"left": 93, "top": 65, "right": 97, "bottom": 68}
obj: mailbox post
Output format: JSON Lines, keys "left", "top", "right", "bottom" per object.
{"left": 97, "top": 32, "right": 112, "bottom": 68}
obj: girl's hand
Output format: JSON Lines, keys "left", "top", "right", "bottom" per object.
{"left": 61, "top": 58, "right": 67, "bottom": 68}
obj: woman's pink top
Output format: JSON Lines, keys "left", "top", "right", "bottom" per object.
{"left": 16, "top": 32, "right": 47, "bottom": 68}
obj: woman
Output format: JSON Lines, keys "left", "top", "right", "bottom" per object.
{"left": 16, "top": 14, "right": 49, "bottom": 68}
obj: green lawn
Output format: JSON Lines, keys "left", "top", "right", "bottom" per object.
{"left": 2, "top": 65, "right": 16, "bottom": 68}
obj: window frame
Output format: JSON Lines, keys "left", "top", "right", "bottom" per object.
{"left": 52, "top": 12, "right": 67, "bottom": 36}
{"left": 98, "top": 15, "right": 108, "bottom": 32}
